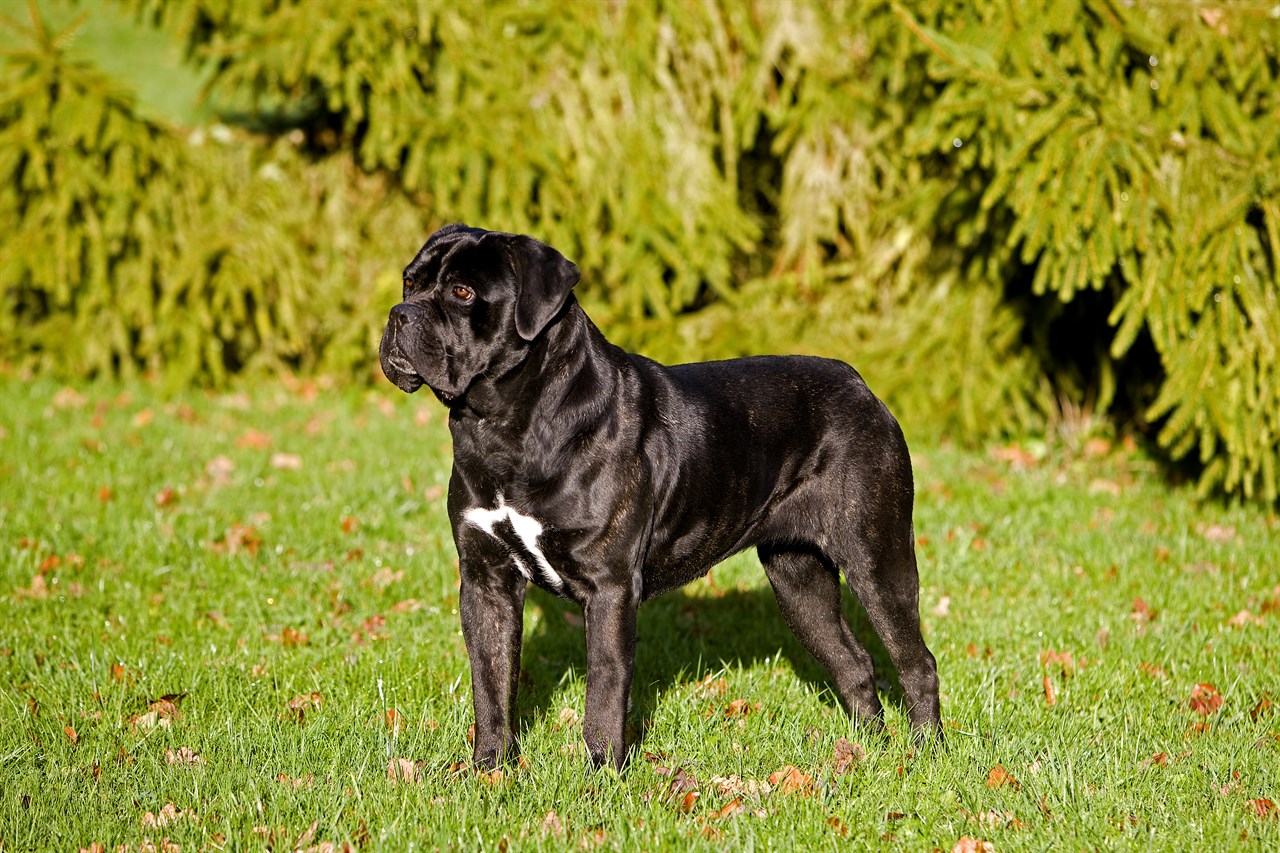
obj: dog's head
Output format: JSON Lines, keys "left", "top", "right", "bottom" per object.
{"left": 379, "top": 225, "right": 580, "bottom": 404}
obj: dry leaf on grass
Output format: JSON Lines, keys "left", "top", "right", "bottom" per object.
{"left": 986, "top": 764, "right": 1020, "bottom": 791}
{"left": 387, "top": 758, "right": 425, "bottom": 784}
{"left": 283, "top": 692, "right": 324, "bottom": 723}
{"left": 1245, "top": 798, "right": 1277, "bottom": 819}
{"left": 384, "top": 709, "right": 406, "bottom": 733}
{"left": 541, "top": 810, "right": 565, "bottom": 838}
{"left": 128, "top": 694, "right": 186, "bottom": 731}
{"left": 1201, "top": 524, "right": 1237, "bottom": 543}
{"left": 711, "top": 798, "right": 747, "bottom": 821}
{"left": 165, "top": 747, "right": 203, "bottom": 766}
{"left": 655, "top": 766, "right": 700, "bottom": 812}
{"left": 1188, "top": 683, "right": 1223, "bottom": 716}
{"left": 833, "top": 737, "right": 866, "bottom": 774}
{"left": 767, "top": 765, "right": 814, "bottom": 797}
{"left": 236, "top": 428, "right": 273, "bottom": 449}
{"left": 270, "top": 452, "right": 303, "bottom": 470}
{"left": 142, "top": 802, "right": 196, "bottom": 828}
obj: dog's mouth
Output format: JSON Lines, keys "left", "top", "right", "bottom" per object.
{"left": 381, "top": 338, "right": 467, "bottom": 404}
{"left": 430, "top": 387, "right": 459, "bottom": 406}
{"left": 382, "top": 353, "right": 425, "bottom": 394}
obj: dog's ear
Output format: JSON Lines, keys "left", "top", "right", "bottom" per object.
{"left": 501, "top": 234, "right": 580, "bottom": 341}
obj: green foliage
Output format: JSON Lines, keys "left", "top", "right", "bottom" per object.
{"left": 0, "top": 8, "right": 184, "bottom": 379}
{"left": 893, "top": 1, "right": 1280, "bottom": 499}
{"left": 134, "top": 0, "right": 763, "bottom": 323}
{"left": 4, "top": 1, "right": 1279, "bottom": 499}
{"left": 0, "top": 5, "right": 423, "bottom": 384}
{"left": 133, "top": 0, "right": 1047, "bottom": 439}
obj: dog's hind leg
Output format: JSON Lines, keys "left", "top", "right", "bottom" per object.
{"left": 839, "top": 528, "right": 942, "bottom": 740}
{"left": 758, "top": 543, "right": 884, "bottom": 727}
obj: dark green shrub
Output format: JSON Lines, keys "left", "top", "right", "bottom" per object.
{"left": 8, "top": 1, "right": 1279, "bottom": 499}
{"left": 0, "top": 7, "right": 424, "bottom": 384}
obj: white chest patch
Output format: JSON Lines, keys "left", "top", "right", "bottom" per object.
{"left": 462, "top": 495, "right": 564, "bottom": 589}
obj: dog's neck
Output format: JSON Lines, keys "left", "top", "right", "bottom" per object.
{"left": 451, "top": 299, "right": 621, "bottom": 434}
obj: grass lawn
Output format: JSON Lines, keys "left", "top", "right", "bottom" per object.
{"left": 1, "top": 377, "right": 1278, "bottom": 851}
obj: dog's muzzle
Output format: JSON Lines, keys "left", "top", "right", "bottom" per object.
{"left": 380, "top": 303, "right": 427, "bottom": 394}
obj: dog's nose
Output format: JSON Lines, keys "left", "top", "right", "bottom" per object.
{"left": 389, "top": 303, "right": 421, "bottom": 326}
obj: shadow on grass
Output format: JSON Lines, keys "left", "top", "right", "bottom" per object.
{"left": 517, "top": 578, "right": 907, "bottom": 755}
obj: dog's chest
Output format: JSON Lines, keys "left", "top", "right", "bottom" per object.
{"left": 462, "top": 495, "right": 565, "bottom": 591}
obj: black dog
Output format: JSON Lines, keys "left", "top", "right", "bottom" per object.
{"left": 380, "top": 224, "right": 941, "bottom": 770}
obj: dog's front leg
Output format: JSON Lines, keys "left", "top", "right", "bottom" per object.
{"left": 459, "top": 565, "right": 526, "bottom": 771}
{"left": 582, "top": 584, "right": 638, "bottom": 771}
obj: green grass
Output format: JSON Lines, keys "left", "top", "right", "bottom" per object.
{"left": 1, "top": 377, "right": 1278, "bottom": 851}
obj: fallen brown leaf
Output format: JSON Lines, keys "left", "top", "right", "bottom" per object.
{"left": 1201, "top": 524, "right": 1237, "bottom": 543}
{"left": 236, "top": 428, "right": 273, "bottom": 450}
{"left": 986, "top": 764, "right": 1021, "bottom": 791}
{"left": 1188, "top": 683, "right": 1223, "bottom": 717}
{"left": 279, "top": 627, "right": 309, "bottom": 648}
{"left": 390, "top": 598, "right": 423, "bottom": 613}
{"left": 1139, "top": 661, "right": 1167, "bottom": 680}
{"left": 128, "top": 694, "right": 186, "bottom": 731}
{"left": 209, "top": 524, "right": 262, "bottom": 556}
{"left": 1227, "top": 609, "right": 1262, "bottom": 629}
{"left": 1038, "top": 649, "right": 1076, "bottom": 676}
{"left": 283, "top": 692, "right": 324, "bottom": 723}
{"left": 270, "top": 452, "right": 303, "bottom": 470}
{"left": 204, "top": 455, "right": 235, "bottom": 485}
{"left": 384, "top": 709, "right": 406, "bottom": 733}
{"left": 1130, "top": 598, "right": 1156, "bottom": 623}
{"left": 294, "top": 820, "right": 319, "bottom": 849}
{"left": 276, "top": 773, "right": 314, "bottom": 789}
{"left": 659, "top": 766, "right": 700, "bottom": 810}
{"left": 767, "top": 765, "right": 814, "bottom": 797}
{"left": 1043, "top": 676, "right": 1056, "bottom": 706}
{"left": 711, "top": 798, "right": 746, "bottom": 821}
{"left": 833, "top": 737, "right": 866, "bottom": 774}
{"left": 695, "top": 674, "right": 728, "bottom": 697}
{"left": 1245, "top": 798, "right": 1277, "bottom": 819}
{"left": 541, "top": 810, "right": 565, "bottom": 838}
{"left": 165, "top": 747, "right": 203, "bottom": 766}
{"left": 142, "top": 802, "right": 195, "bottom": 828}
{"left": 953, "top": 837, "right": 995, "bottom": 853}
{"left": 991, "top": 445, "right": 1036, "bottom": 467}
{"left": 1142, "top": 752, "right": 1168, "bottom": 768}
{"left": 387, "top": 757, "right": 423, "bottom": 784}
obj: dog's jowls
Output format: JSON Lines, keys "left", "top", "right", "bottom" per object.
{"left": 380, "top": 224, "right": 941, "bottom": 771}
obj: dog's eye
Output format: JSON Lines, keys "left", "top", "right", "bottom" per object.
{"left": 452, "top": 285, "right": 474, "bottom": 302}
